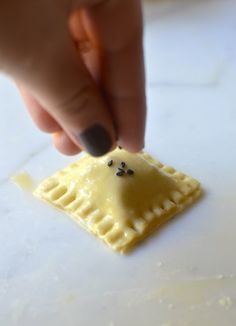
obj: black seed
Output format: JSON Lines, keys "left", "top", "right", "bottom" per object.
{"left": 127, "top": 169, "right": 134, "bottom": 175}
{"left": 120, "top": 161, "right": 126, "bottom": 168}
{"left": 118, "top": 146, "right": 122, "bottom": 149}
{"left": 118, "top": 167, "right": 125, "bottom": 172}
{"left": 107, "top": 160, "right": 113, "bottom": 167}
{"left": 116, "top": 171, "right": 124, "bottom": 177}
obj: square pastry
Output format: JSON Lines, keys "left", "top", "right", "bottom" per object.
{"left": 34, "top": 149, "right": 201, "bottom": 253}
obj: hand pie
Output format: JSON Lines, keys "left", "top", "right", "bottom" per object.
{"left": 34, "top": 149, "right": 201, "bottom": 253}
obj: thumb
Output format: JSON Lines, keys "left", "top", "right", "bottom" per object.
{"left": 19, "top": 29, "right": 115, "bottom": 157}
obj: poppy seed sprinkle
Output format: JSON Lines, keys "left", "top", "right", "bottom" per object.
{"left": 107, "top": 160, "right": 113, "bottom": 167}
{"left": 116, "top": 170, "right": 124, "bottom": 177}
{"left": 120, "top": 162, "right": 126, "bottom": 168}
{"left": 127, "top": 169, "right": 134, "bottom": 175}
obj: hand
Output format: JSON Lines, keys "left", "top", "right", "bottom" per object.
{"left": 0, "top": 0, "right": 146, "bottom": 156}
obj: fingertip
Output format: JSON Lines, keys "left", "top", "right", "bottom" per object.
{"left": 53, "top": 132, "right": 81, "bottom": 156}
{"left": 77, "top": 124, "right": 114, "bottom": 157}
{"left": 106, "top": 94, "right": 146, "bottom": 155}
{"left": 118, "top": 141, "right": 144, "bottom": 153}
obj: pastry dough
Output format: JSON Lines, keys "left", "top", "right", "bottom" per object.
{"left": 34, "top": 149, "right": 201, "bottom": 253}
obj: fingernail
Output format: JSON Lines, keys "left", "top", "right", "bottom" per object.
{"left": 79, "top": 124, "right": 112, "bottom": 157}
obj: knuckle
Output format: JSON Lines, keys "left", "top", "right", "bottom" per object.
{"left": 54, "top": 82, "right": 93, "bottom": 118}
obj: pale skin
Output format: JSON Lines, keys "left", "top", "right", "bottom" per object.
{"left": 0, "top": 0, "right": 146, "bottom": 156}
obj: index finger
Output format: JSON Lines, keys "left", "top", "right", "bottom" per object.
{"left": 86, "top": 0, "right": 146, "bottom": 151}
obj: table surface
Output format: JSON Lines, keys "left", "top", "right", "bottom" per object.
{"left": 1, "top": 0, "right": 236, "bottom": 325}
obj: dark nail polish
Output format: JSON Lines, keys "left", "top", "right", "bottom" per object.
{"left": 79, "top": 124, "right": 112, "bottom": 157}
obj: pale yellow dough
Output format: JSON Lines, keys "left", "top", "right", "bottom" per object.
{"left": 34, "top": 149, "right": 201, "bottom": 253}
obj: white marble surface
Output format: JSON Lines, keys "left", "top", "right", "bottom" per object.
{"left": 1, "top": 0, "right": 236, "bottom": 325}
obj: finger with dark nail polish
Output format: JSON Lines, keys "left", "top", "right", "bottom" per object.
{"left": 79, "top": 124, "right": 112, "bottom": 157}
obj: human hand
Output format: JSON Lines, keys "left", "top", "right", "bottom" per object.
{"left": 0, "top": 0, "right": 146, "bottom": 156}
